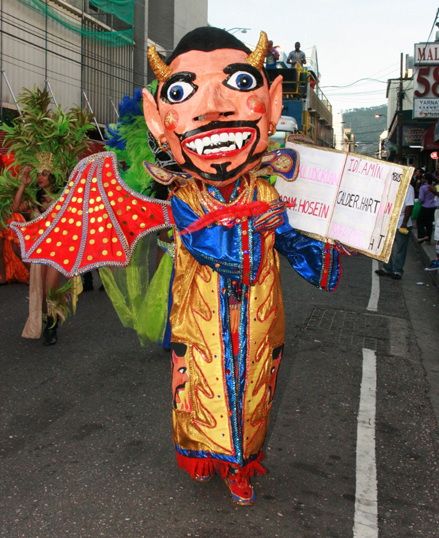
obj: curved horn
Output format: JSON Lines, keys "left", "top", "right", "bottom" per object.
{"left": 147, "top": 46, "right": 172, "bottom": 83}
{"left": 246, "top": 31, "right": 269, "bottom": 70}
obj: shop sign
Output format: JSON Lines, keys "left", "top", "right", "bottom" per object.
{"left": 402, "top": 125, "right": 425, "bottom": 146}
{"left": 415, "top": 43, "right": 439, "bottom": 65}
{"left": 413, "top": 98, "right": 439, "bottom": 118}
{"left": 413, "top": 64, "right": 439, "bottom": 118}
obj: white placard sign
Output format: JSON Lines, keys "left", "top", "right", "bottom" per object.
{"left": 413, "top": 98, "right": 439, "bottom": 118}
{"left": 275, "top": 142, "right": 414, "bottom": 261}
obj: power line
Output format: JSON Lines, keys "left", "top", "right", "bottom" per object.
{"left": 1, "top": 28, "right": 133, "bottom": 87}
{"left": 325, "top": 89, "right": 386, "bottom": 96}
{"left": 425, "top": 7, "right": 439, "bottom": 43}
{"left": 3, "top": 15, "right": 135, "bottom": 78}
{"left": 321, "top": 78, "right": 388, "bottom": 89}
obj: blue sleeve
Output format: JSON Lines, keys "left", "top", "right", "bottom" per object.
{"left": 171, "top": 195, "right": 262, "bottom": 283}
{"left": 275, "top": 212, "right": 341, "bottom": 291}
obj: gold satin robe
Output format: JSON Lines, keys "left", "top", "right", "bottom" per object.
{"left": 170, "top": 178, "right": 284, "bottom": 467}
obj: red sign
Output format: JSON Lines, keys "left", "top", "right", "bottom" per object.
{"left": 430, "top": 151, "right": 438, "bottom": 159}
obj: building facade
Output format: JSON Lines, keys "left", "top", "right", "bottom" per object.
{"left": 0, "top": 0, "right": 208, "bottom": 131}
{"left": 385, "top": 40, "right": 439, "bottom": 169}
{"left": 266, "top": 65, "right": 334, "bottom": 148}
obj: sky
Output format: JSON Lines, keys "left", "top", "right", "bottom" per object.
{"left": 208, "top": 0, "right": 439, "bottom": 115}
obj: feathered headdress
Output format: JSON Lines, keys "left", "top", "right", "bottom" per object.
{"left": 35, "top": 152, "right": 54, "bottom": 173}
{"left": 0, "top": 87, "right": 93, "bottom": 226}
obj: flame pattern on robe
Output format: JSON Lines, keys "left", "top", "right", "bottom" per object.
{"left": 169, "top": 177, "right": 341, "bottom": 468}
{"left": 9, "top": 150, "right": 341, "bottom": 475}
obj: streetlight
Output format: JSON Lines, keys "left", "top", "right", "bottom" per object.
{"left": 225, "top": 27, "right": 251, "bottom": 35}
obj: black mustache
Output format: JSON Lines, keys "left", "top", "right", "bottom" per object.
{"left": 179, "top": 120, "right": 260, "bottom": 141}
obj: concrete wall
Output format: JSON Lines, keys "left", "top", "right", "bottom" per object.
{"left": 0, "top": 0, "right": 207, "bottom": 119}
{"left": 387, "top": 79, "right": 414, "bottom": 129}
{"left": 1, "top": 1, "right": 82, "bottom": 109}
{"left": 133, "top": 0, "right": 148, "bottom": 88}
{"left": 148, "top": 0, "right": 174, "bottom": 54}
{"left": 173, "top": 0, "right": 208, "bottom": 46}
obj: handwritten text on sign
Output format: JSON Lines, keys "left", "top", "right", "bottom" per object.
{"left": 276, "top": 144, "right": 346, "bottom": 237}
{"left": 276, "top": 143, "right": 413, "bottom": 261}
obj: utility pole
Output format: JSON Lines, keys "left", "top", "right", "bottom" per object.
{"left": 398, "top": 52, "right": 404, "bottom": 161}
{"left": 396, "top": 52, "right": 404, "bottom": 163}
{"left": 133, "top": 0, "right": 146, "bottom": 89}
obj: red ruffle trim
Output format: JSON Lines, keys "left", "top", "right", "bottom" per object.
{"left": 175, "top": 451, "right": 267, "bottom": 480}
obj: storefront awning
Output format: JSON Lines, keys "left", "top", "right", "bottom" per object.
{"left": 423, "top": 123, "right": 439, "bottom": 150}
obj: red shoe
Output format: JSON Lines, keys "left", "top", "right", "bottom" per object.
{"left": 224, "top": 471, "right": 255, "bottom": 506}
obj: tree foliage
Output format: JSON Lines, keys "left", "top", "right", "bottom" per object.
{"left": 0, "top": 87, "right": 93, "bottom": 226}
{"left": 342, "top": 105, "right": 387, "bottom": 156}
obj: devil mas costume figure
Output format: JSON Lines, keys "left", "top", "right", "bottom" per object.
{"left": 11, "top": 27, "right": 343, "bottom": 505}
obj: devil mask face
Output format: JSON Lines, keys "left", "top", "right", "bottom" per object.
{"left": 143, "top": 28, "right": 282, "bottom": 186}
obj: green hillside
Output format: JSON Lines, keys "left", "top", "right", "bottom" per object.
{"left": 342, "top": 105, "right": 387, "bottom": 156}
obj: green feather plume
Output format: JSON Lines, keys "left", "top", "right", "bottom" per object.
{"left": 0, "top": 86, "right": 93, "bottom": 227}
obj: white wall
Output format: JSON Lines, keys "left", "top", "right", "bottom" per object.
{"left": 386, "top": 79, "right": 414, "bottom": 129}
{"left": 1, "top": 1, "right": 82, "bottom": 109}
{"left": 173, "top": 0, "right": 208, "bottom": 46}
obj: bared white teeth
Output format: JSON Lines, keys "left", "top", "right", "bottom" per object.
{"left": 185, "top": 131, "right": 252, "bottom": 155}
{"left": 195, "top": 139, "right": 204, "bottom": 155}
{"left": 235, "top": 132, "right": 243, "bottom": 149}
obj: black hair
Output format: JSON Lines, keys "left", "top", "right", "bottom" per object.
{"left": 166, "top": 27, "right": 251, "bottom": 65}
{"left": 36, "top": 172, "right": 56, "bottom": 208}
{"left": 424, "top": 173, "right": 434, "bottom": 184}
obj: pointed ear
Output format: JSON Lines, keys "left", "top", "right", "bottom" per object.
{"left": 268, "top": 75, "right": 283, "bottom": 126}
{"left": 142, "top": 88, "right": 165, "bottom": 140}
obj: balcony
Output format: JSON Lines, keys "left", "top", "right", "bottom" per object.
{"left": 307, "top": 86, "right": 332, "bottom": 126}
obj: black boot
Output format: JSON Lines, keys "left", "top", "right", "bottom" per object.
{"left": 43, "top": 316, "right": 58, "bottom": 346}
{"left": 82, "top": 271, "right": 94, "bottom": 291}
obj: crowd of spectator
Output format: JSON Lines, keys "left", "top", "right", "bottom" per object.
{"left": 413, "top": 167, "right": 439, "bottom": 272}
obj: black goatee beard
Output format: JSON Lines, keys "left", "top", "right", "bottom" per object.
{"left": 182, "top": 150, "right": 265, "bottom": 184}
{"left": 177, "top": 119, "right": 264, "bottom": 184}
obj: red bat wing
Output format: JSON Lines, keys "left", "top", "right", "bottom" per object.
{"left": 10, "top": 152, "right": 174, "bottom": 277}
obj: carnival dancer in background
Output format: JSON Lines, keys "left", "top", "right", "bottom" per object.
{"left": 0, "top": 151, "right": 29, "bottom": 285}
{"left": 13, "top": 159, "right": 67, "bottom": 344}
{"left": 1, "top": 87, "right": 92, "bottom": 344}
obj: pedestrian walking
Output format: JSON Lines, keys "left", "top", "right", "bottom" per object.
{"left": 376, "top": 183, "right": 415, "bottom": 279}
{"left": 417, "top": 173, "right": 436, "bottom": 244}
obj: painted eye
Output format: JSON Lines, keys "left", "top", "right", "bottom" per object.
{"left": 226, "top": 71, "right": 258, "bottom": 91}
{"left": 166, "top": 81, "right": 195, "bottom": 103}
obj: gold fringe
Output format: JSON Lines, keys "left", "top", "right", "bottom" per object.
{"left": 71, "top": 275, "right": 83, "bottom": 314}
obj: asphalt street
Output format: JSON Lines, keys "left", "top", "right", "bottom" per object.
{"left": 0, "top": 240, "right": 438, "bottom": 538}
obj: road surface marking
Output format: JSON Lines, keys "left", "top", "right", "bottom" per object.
{"left": 367, "top": 260, "right": 379, "bottom": 312}
{"left": 353, "top": 348, "right": 378, "bottom": 538}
